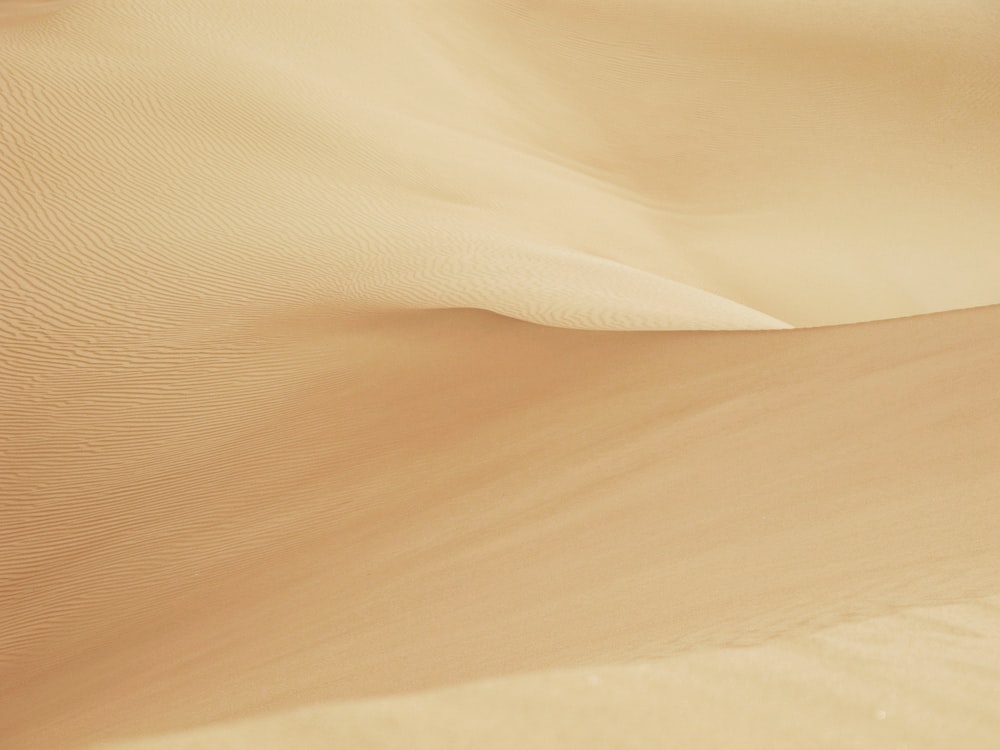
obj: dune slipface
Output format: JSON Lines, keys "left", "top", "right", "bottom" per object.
{"left": 1, "top": 1, "right": 999, "bottom": 748}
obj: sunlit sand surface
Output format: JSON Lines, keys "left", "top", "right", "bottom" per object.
{"left": 95, "top": 595, "right": 1000, "bottom": 750}
{"left": 2, "top": 1, "right": 998, "bottom": 747}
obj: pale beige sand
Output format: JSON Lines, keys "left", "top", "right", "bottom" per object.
{"left": 94, "top": 595, "right": 1000, "bottom": 750}
{"left": 2, "top": 0, "right": 999, "bottom": 748}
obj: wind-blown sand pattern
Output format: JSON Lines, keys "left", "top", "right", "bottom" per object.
{"left": 1, "top": 1, "right": 999, "bottom": 748}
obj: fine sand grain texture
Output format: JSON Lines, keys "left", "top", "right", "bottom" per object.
{"left": 91, "top": 595, "right": 1000, "bottom": 750}
{"left": 4, "top": 302, "right": 1000, "bottom": 748}
{"left": 2, "top": 1, "right": 1000, "bottom": 748}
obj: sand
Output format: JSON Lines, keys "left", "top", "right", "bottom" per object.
{"left": 2, "top": 1, "right": 999, "bottom": 748}
{"left": 92, "top": 595, "right": 1000, "bottom": 750}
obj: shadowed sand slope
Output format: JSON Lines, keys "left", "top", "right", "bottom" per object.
{"left": 3, "top": 304, "right": 999, "bottom": 748}
{"left": 2, "top": 0, "right": 1000, "bottom": 748}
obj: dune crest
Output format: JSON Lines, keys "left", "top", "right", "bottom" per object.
{"left": 3, "top": 303, "right": 999, "bottom": 747}
{"left": 3, "top": 1, "right": 1000, "bottom": 748}
{"left": 3, "top": 0, "right": 999, "bottom": 331}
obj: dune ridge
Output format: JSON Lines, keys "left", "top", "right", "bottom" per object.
{"left": 2, "top": 1, "right": 999, "bottom": 748}
{"left": 3, "top": 303, "right": 999, "bottom": 748}
{"left": 3, "top": 0, "right": 999, "bottom": 332}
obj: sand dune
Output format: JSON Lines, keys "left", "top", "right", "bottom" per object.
{"left": 3, "top": 0, "right": 999, "bottom": 332}
{"left": 93, "top": 595, "right": 1000, "bottom": 750}
{"left": 5, "top": 302, "right": 1000, "bottom": 747}
{"left": 2, "top": 0, "right": 999, "bottom": 748}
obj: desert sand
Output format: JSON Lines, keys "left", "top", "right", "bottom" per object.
{"left": 1, "top": 0, "right": 999, "bottom": 748}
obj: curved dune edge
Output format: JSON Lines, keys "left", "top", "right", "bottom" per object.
{"left": 3, "top": 304, "right": 999, "bottom": 748}
{"left": 3, "top": 0, "right": 999, "bottom": 332}
{"left": 91, "top": 594, "right": 1000, "bottom": 750}
{"left": 3, "top": 0, "right": 1000, "bottom": 748}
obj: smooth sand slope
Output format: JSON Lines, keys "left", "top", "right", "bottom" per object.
{"left": 4, "top": 304, "right": 1000, "bottom": 748}
{"left": 3, "top": 0, "right": 1000, "bottom": 331}
{"left": 2, "top": 0, "right": 1000, "bottom": 748}
{"left": 93, "top": 595, "right": 1000, "bottom": 750}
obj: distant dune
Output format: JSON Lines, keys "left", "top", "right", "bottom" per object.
{"left": 2, "top": 1, "right": 998, "bottom": 748}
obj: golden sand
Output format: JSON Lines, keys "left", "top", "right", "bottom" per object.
{"left": 2, "top": 1, "right": 998, "bottom": 747}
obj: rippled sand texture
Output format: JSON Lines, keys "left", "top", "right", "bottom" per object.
{"left": 2, "top": 1, "right": 999, "bottom": 748}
